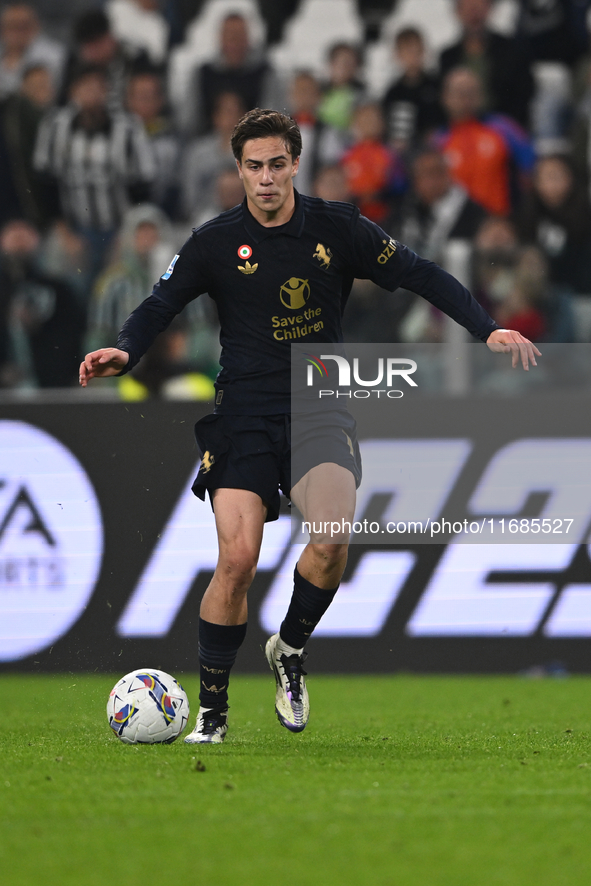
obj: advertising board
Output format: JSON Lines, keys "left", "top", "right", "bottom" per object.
{"left": 1, "top": 381, "right": 590, "bottom": 673}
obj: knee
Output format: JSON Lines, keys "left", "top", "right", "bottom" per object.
{"left": 308, "top": 543, "right": 348, "bottom": 570}
{"left": 217, "top": 545, "right": 258, "bottom": 588}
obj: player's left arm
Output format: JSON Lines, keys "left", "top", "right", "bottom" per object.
{"left": 349, "top": 213, "right": 541, "bottom": 369}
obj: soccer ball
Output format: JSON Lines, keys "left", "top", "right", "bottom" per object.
{"left": 107, "top": 668, "right": 190, "bottom": 744}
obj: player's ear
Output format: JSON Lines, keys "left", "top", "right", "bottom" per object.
{"left": 236, "top": 158, "right": 243, "bottom": 180}
{"left": 291, "top": 155, "right": 300, "bottom": 177}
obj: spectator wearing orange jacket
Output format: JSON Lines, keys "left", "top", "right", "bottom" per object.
{"left": 433, "top": 67, "right": 535, "bottom": 216}
{"left": 341, "top": 102, "right": 405, "bottom": 224}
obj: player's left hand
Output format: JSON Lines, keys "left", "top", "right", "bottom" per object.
{"left": 486, "top": 329, "right": 541, "bottom": 370}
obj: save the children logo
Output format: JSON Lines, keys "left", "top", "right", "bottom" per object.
{"left": 0, "top": 420, "right": 103, "bottom": 661}
{"left": 280, "top": 277, "right": 310, "bottom": 309}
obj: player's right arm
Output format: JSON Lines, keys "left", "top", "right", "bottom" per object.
{"left": 79, "top": 233, "right": 211, "bottom": 387}
{"left": 78, "top": 295, "right": 179, "bottom": 386}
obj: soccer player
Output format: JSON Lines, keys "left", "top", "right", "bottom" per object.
{"left": 79, "top": 108, "right": 540, "bottom": 744}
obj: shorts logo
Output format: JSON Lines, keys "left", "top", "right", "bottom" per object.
{"left": 200, "top": 451, "right": 215, "bottom": 473}
{"left": 238, "top": 260, "right": 258, "bottom": 275}
{"left": 280, "top": 277, "right": 310, "bottom": 310}
{"left": 161, "top": 254, "right": 180, "bottom": 280}
{"left": 238, "top": 245, "right": 252, "bottom": 259}
{"left": 313, "top": 242, "right": 332, "bottom": 269}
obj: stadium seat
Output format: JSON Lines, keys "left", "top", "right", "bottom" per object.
{"left": 364, "top": 0, "right": 458, "bottom": 96}
{"left": 106, "top": 0, "right": 170, "bottom": 65}
{"left": 168, "top": 0, "right": 266, "bottom": 116}
{"left": 365, "top": 0, "right": 519, "bottom": 99}
{"left": 530, "top": 61, "right": 573, "bottom": 153}
{"left": 380, "top": 0, "right": 517, "bottom": 47}
{"left": 269, "top": 0, "right": 364, "bottom": 78}
{"left": 488, "top": 0, "right": 519, "bottom": 36}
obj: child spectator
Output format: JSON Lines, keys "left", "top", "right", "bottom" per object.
{"left": 20, "top": 62, "right": 54, "bottom": 108}
{"left": 516, "top": 155, "right": 591, "bottom": 294}
{"left": 516, "top": 154, "right": 591, "bottom": 340}
{"left": 318, "top": 42, "right": 365, "bottom": 132}
{"left": 382, "top": 28, "right": 444, "bottom": 152}
{"left": 288, "top": 71, "right": 347, "bottom": 196}
{"left": 341, "top": 102, "right": 404, "bottom": 224}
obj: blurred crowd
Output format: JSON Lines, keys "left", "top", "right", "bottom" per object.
{"left": 2, "top": 0, "right": 591, "bottom": 395}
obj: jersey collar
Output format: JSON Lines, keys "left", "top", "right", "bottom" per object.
{"left": 241, "top": 188, "right": 305, "bottom": 243}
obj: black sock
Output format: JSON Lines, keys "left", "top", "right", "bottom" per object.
{"left": 279, "top": 567, "right": 339, "bottom": 649}
{"left": 198, "top": 617, "right": 247, "bottom": 709}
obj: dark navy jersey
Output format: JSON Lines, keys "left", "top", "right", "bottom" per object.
{"left": 117, "top": 190, "right": 499, "bottom": 414}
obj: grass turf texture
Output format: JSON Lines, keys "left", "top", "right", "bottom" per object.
{"left": 1, "top": 675, "right": 590, "bottom": 886}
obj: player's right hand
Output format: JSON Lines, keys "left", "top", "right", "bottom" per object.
{"left": 79, "top": 348, "right": 129, "bottom": 387}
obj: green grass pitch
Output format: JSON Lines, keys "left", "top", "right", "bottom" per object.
{"left": 1, "top": 673, "right": 590, "bottom": 886}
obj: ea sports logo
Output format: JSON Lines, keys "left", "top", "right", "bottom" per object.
{"left": 280, "top": 277, "right": 310, "bottom": 310}
{"left": 0, "top": 420, "right": 103, "bottom": 661}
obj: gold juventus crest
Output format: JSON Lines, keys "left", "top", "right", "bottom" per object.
{"left": 313, "top": 242, "right": 332, "bottom": 269}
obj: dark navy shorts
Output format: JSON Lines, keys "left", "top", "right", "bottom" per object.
{"left": 192, "top": 411, "right": 362, "bottom": 522}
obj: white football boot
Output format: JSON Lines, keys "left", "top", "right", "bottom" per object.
{"left": 183, "top": 706, "right": 228, "bottom": 744}
{"left": 265, "top": 633, "right": 309, "bottom": 732}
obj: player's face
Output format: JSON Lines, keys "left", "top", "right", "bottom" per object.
{"left": 237, "top": 136, "right": 299, "bottom": 226}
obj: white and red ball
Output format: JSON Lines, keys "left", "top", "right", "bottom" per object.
{"left": 107, "top": 668, "right": 190, "bottom": 744}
